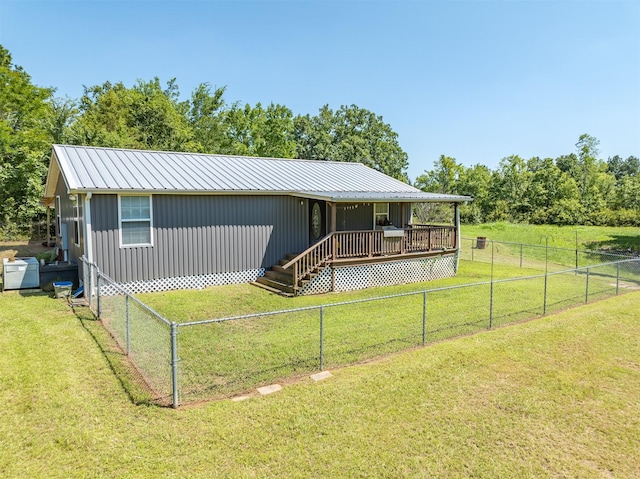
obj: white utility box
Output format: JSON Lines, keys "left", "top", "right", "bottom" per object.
{"left": 2, "top": 257, "right": 40, "bottom": 290}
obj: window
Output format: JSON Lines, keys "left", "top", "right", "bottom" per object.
{"left": 374, "top": 203, "right": 390, "bottom": 227}
{"left": 119, "top": 195, "right": 152, "bottom": 246}
{"left": 73, "top": 200, "right": 80, "bottom": 246}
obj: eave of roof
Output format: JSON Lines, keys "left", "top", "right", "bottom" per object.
{"left": 44, "top": 145, "right": 474, "bottom": 204}
{"left": 53, "top": 187, "right": 472, "bottom": 203}
{"left": 298, "top": 191, "right": 473, "bottom": 203}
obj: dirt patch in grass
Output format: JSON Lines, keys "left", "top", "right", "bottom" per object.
{"left": 0, "top": 239, "right": 50, "bottom": 258}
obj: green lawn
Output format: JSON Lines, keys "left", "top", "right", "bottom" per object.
{"left": 103, "top": 257, "right": 634, "bottom": 403}
{"left": 459, "top": 223, "right": 639, "bottom": 272}
{"left": 461, "top": 222, "right": 640, "bottom": 252}
{"left": 1, "top": 289, "right": 639, "bottom": 478}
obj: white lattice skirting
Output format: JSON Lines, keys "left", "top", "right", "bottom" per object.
{"left": 100, "top": 268, "right": 265, "bottom": 295}
{"left": 299, "top": 254, "right": 458, "bottom": 295}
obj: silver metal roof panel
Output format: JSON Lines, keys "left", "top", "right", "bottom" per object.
{"left": 49, "top": 145, "right": 472, "bottom": 203}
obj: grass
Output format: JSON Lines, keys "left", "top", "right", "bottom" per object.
{"left": 135, "top": 260, "right": 542, "bottom": 321}
{"left": 1, "top": 288, "right": 639, "bottom": 477}
{"left": 3, "top": 227, "right": 638, "bottom": 404}
{"left": 461, "top": 222, "right": 640, "bottom": 253}
{"left": 102, "top": 258, "right": 635, "bottom": 403}
{"left": 459, "top": 223, "right": 639, "bottom": 272}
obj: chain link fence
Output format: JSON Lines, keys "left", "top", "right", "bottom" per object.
{"left": 459, "top": 236, "right": 634, "bottom": 272}
{"left": 80, "top": 253, "right": 640, "bottom": 408}
{"left": 82, "top": 258, "right": 175, "bottom": 406}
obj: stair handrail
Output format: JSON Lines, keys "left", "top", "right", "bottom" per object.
{"left": 281, "top": 233, "right": 334, "bottom": 291}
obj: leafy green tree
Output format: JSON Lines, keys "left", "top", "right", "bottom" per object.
{"left": 220, "top": 102, "right": 296, "bottom": 158}
{"left": 47, "top": 97, "right": 78, "bottom": 144}
{"left": 556, "top": 135, "right": 616, "bottom": 224}
{"left": 457, "top": 164, "right": 492, "bottom": 223}
{"left": 526, "top": 157, "right": 582, "bottom": 224}
{"left": 0, "top": 45, "right": 54, "bottom": 237}
{"left": 414, "top": 155, "right": 461, "bottom": 194}
{"left": 414, "top": 155, "right": 462, "bottom": 223}
{"left": 489, "top": 155, "right": 532, "bottom": 222}
{"left": 188, "top": 83, "right": 227, "bottom": 153}
{"left": 607, "top": 155, "right": 639, "bottom": 181}
{"left": 68, "top": 78, "right": 195, "bottom": 151}
{"left": 294, "top": 104, "right": 409, "bottom": 181}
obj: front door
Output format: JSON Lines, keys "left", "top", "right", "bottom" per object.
{"left": 309, "top": 200, "right": 326, "bottom": 245}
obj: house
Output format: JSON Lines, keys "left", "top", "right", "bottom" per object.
{"left": 42, "top": 144, "right": 472, "bottom": 296}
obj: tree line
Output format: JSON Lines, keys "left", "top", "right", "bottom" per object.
{"left": 0, "top": 44, "right": 637, "bottom": 238}
{"left": 415, "top": 137, "right": 639, "bottom": 226}
{"left": 0, "top": 45, "right": 409, "bottom": 237}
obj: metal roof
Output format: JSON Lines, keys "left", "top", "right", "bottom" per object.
{"left": 300, "top": 191, "right": 473, "bottom": 203}
{"left": 45, "top": 144, "right": 472, "bottom": 203}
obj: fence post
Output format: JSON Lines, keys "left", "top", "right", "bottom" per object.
{"left": 171, "top": 322, "right": 180, "bottom": 408}
{"left": 616, "top": 263, "right": 620, "bottom": 295}
{"left": 520, "top": 244, "right": 523, "bottom": 268}
{"left": 471, "top": 239, "right": 474, "bottom": 261}
{"left": 585, "top": 267, "right": 590, "bottom": 303}
{"left": 543, "top": 241, "right": 549, "bottom": 315}
{"left": 319, "top": 306, "right": 324, "bottom": 371}
{"left": 125, "top": 294, "right": 131, "bottom": 355}
{"left": 96, "top": 273, "right": 101, "bottom": 319}
{"left": 575, "top": 230, "right": 579, "bottom": 273}
{"left": 87, "top": 262, "right": 93, "bottom": 311}
{"left": 422, "top": 290, "right": 427, "bottom": 346}
{"left": 545, "top": 236, "right": 549, "bottom": 275}
{"left": 543, "top": 270, "right": 548, "bottom": 316}
{"left": 489, "top": 240, "right": 494, "bottom": 329}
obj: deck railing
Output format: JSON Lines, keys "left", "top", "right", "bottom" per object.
{"left": 282, "top": 225, "right": 457, "bottom": 293}
{"left": 281, "top": 234, "right": 334, "bottom": 291}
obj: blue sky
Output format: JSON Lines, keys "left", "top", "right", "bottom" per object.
{"left": 1, "top": 0, "right": 639, "bottom": 181}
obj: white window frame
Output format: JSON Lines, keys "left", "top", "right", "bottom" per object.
{"left": 373, "top": 202, "right": 390, "bottom": 228}
{"left": 118, "top": 195, "right": 153, "bottom": 248}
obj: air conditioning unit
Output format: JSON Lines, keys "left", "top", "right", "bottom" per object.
{"left": 2, "top": 257, "right": 40, "bottom": 291}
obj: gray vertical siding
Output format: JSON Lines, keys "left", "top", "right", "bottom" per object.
{"left": 336, "top": 203, "right": 373, "bottom": 231}
{"left": 54, "top": 177, "right": 84, "bottom": 265}
{"left": 389, "top": 203, "right": 410, "bottom": 228}
{"left": 91, "top": 194, "right": 308, "bottom": 283}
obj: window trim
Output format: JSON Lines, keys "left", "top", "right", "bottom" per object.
{"left": 373, "top": 202, "right": 390, "bottom": 228}
{"left": 118, "top": 195, "right": 153, "bottom": 248}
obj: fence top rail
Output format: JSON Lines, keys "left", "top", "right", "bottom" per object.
{"left": 460, "top": 237, "right": 636, "bottom": 258}
{"left": 80, "top": 256, "right": 173, "bottom": 326}
{"left": 179, "top": 281, "right": 496, "bottom": 327}
{"left": 179, "top": 256, "right": 639, "bottom": 328}
{"left": 96, "top": 272, "right": 173, "bottom": 326}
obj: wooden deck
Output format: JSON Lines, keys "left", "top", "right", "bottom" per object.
{"left": 255, "top": 225, "right": 457, "bottom": 296}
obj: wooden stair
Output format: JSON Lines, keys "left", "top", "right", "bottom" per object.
{"left": 251, "top": 253, "right": 324, "bottom": 297}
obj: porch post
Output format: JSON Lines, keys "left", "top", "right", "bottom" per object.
{"left": 46, "top": 205, "right": 51, "bottom": 246}
{"left": 329, "top": 202, "right": 337, "bottom": 233}
{"left": 330, "top": 202, "right": 337, "bottom": 268}
{"left": 454, "top": 202, "right": 461, "bottom": 270}
{"left": 400, "top": 203, "right": 406, "bottom": 254}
